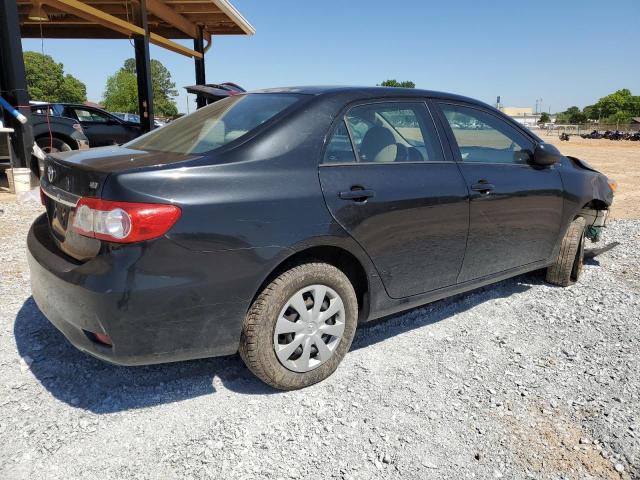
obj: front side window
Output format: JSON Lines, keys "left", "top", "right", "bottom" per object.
{"left": 127, "top": 93, "right": 303, "bottom": 154}
{"left": 345, "top": 102, "right": 442, "bottom": 163}
{"left": 440, "top": 104, "right": 533, "bottom": 164}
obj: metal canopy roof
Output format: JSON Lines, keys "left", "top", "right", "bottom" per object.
{"left": 18, "top": 0, "right": 254, "bottom": 57}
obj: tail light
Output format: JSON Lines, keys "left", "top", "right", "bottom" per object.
{"left": 72, "top": 198, "right": 181, "bottom": 243}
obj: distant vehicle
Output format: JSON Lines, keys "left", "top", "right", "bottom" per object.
{"left": 185, "top": 82, "right": 246, "bottom": 107}
{"left": 30, "top": 103, "right": 141, "bottom": 147}
{"left": 112, "top": 112, "right": 165, "bottom": 128}
{"left": 29, "top": 86, "right": 615, "bottom": 390}
{"left": 112, "top": 112, "right": 140, "bottom": 123}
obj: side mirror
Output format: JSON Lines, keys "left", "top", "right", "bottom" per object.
{"left": 532, "top": 143, "right": 562, "bottom": 166}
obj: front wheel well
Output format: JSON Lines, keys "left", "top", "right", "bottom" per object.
{"left": 253, "top": 246, "right": 370, "bottom": 322}
{"left": 581, "top": 199, "right": 608, "bottom": 211}
{"left": 578, "top": 200, "right": 609, "bottom": 242}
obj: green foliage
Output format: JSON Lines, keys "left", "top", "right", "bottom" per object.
{"left": 582, "top": 105, "right": 598, "bottom": 121}
{"left": 102, "top": 58, "right": 178, "bottom": 116}
{"left": 553, "top": 89, "right": 640, "bottom": 124}
{"left": 102, "top": 70, "right": 139, "bottom": 113}
{"left": 592, "top": 89, "right": 640, "bottom": 123}
{"left": 538, "top": 112, "right": 551, "bottom": 124}
{"left": 556, "top": 106, "right": 587, "bottom": 124}
{"left": 23, "top": 51, "right": 87, "bottom": 103}
{"left": 379, "top": 80, "right": 416, "bottom": 88}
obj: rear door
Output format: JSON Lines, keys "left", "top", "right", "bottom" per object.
{"left": 319, "top": 100, "right": 469, "bottom": 298}
{"left": 436, "top": 102, "right": 564, "bottom": 282}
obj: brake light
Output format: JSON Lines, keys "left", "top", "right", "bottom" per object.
{"left": 72, "top": 198, "right": 181, "bottom": 243}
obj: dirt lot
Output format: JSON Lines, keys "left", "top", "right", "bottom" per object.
{"left": 540, "top": 133, "right": 639, "bottom": 220}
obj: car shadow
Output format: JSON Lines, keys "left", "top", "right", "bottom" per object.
{"left": 14, "top": 297, "right": 278, "bottom": 414}
{"left": 351, "top": 271, "right": 540, "bottom": 351}
{"left": 584, "top": 256, "right": 600, "bottom": 266}
{"left": 14, "top": 271, "right": 542, "bottom": 414}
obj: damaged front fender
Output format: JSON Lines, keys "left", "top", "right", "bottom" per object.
{"left": 558, "top": 156, "right": 615, "bottom": 243}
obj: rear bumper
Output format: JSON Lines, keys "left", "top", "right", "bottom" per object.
{"left": 27, "top": 214, "right": 248, "bottom": 365}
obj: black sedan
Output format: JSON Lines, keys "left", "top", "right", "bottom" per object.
{"left": 28, "top": 87, "right": 615, "bottom": 390}
{"left": 33, "top": 103, "right": 141, "bottom": 147}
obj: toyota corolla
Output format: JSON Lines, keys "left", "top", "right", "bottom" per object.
{"left": 28, "top": 87, "right": 615, "bottom": 390}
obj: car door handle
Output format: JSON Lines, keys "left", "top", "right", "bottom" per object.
{"left": 471, "top": 182, "right": 495, "bottom": 194}
{"left": 338, "top": 188, "right": 375, "bottom": 201}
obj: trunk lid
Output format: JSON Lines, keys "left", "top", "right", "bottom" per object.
{"left": 41, "top": 146, "right": 196, "bottom": 261}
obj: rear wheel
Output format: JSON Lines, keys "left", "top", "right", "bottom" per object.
{"left": 239, "top": 262, "right": 358, "bottom": 390}
{"left": 36, "top": 136, "right": 72, "bottom": 154}
{"left": 546, "top": 217, "right": 586, "bottom": 287}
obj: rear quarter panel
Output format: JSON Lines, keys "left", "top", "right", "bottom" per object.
{"left": 99, "top": 94, "right": 384, "bottom": 312}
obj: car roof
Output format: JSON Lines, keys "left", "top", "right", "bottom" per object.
{"left": 251, "top": 85, "right": 487, "bottom": 106}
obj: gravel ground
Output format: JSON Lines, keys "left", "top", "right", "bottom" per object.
{"left": 0, "top": 199, "right": 638, "bottom": 480}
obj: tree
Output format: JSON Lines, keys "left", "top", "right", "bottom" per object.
{"left": 566, "top": 106, "right": 587, "bottom": 124}
{"left": 379, "top": 79, "right": 416, "bottom": 88}
{"left": 102, "top": 70, "right": 139, "bottom": 113}
{"left": 556, "top": 106, "right": 587, "bottom": 124}
{"left": 102, "top": 58, "right": 178, "bottom": 116}
{"left": 23, "top": 51, "right": 87, "bottom": 103}
{"left": 538, "top": 112, "right": 551, "bottom": 124}
{"left": 582, "top": 105, "right": 599, "bottom": 121}
{"left": 592, "top": 89, "right": 640, "bottom": 123}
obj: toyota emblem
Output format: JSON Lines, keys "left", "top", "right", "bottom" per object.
{"left": 47, "top": 165, "right": 56, "bottom": 183}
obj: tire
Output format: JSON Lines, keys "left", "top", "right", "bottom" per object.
{"left": 36, "top": 136, "right": 72, "bottom": 154}
{"left": 239, "top": 262, "right": 358, "bottom": 390}
{"left": 545, "top": 217, "right": 586, "bottom": 287}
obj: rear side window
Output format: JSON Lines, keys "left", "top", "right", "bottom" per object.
{"left": 345, "top": 102, "right": 443, "bottom": 163}
{"left": 440, "top": 104, "right": 534, "bottom": 164}
{"left": 126, "top": 93, "right": 303, "bottom": 154}
{"left": 324, "top": 121, "right": 356, "bottom": 163}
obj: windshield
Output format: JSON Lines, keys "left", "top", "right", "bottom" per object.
{"left": 126, "top": 93, "right": 303, "bottom": 154}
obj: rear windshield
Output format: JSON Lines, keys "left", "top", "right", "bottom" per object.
{"left": 126, "top": 93, "right": 302, "bottom": 154}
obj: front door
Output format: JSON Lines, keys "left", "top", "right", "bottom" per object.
{"left": 319, "top": 101, "right": 469, "bottom": 298}
{"left": 69, "top": 107, "right": 128, "bottom": 146}
{"left": 437, "top": 102, "right": 564, "bottom": 282}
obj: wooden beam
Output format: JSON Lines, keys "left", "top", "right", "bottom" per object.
{"left": 36, "top": 0, "right": 202, "bottom": 57}
{"left": 20, "top": 23, "right": 243, "bottom": 38}
{"left": 39, "top": 0, "right": 144, "bottom": 36}
{"left": 145, "top": 0, "right": 209, "bottom": 41}
{"left": 149, "top": 32, "right": 202, "bottom": 58}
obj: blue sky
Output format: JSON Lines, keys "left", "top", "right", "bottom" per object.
{"left": 21, "top": 0, "right": 640, "bottom": 114}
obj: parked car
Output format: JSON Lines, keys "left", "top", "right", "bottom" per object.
{"left": 30, "top": 109, "right": 90, "bottom": 154}
{"left": 28, "top": 87, "right": 615, "bottom": 390}
{"left": 31, "top": 103, "right": 141, "bottom": 147}
{"left": 29, "top": 105, "right": 90, "bottom": 177}
{"left": 112, "top": 112, "right": 165, "bottom": 128}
